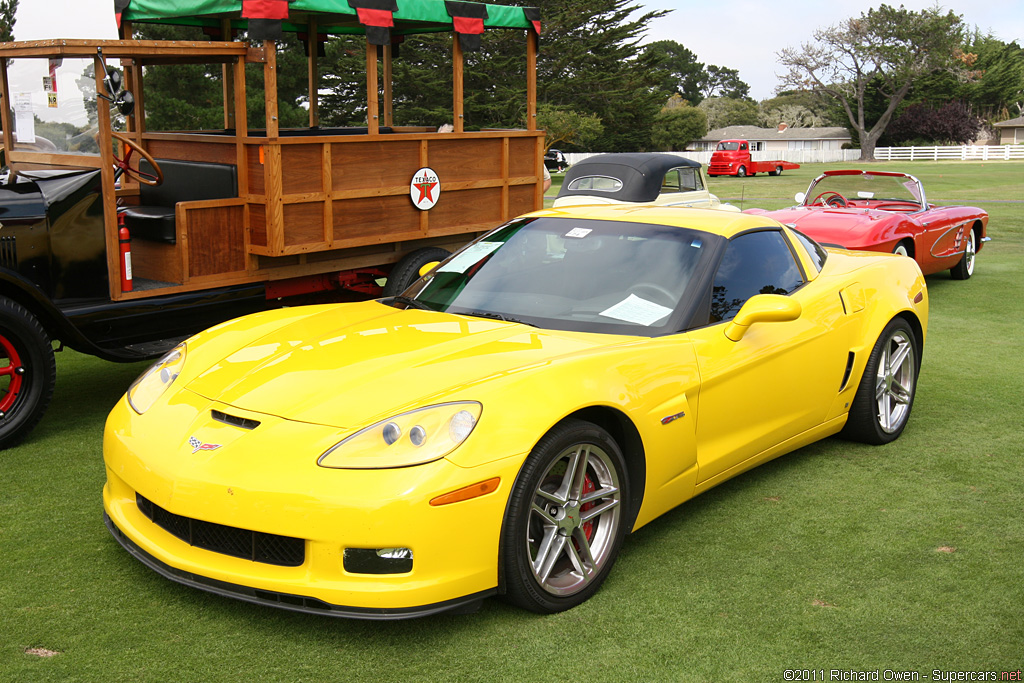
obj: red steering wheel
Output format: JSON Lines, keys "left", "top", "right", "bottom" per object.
{"left": 810, "top": 190, "right": 848, "bottom": 208}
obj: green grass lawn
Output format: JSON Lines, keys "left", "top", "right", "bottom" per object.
{"left": 3, "top": 162, "right": 1023, "bottom": 681}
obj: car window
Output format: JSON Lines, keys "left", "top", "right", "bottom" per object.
{"left": 790, "top": 228, "right": 828, "bottom": 272}
{"left": 660, "top": 169, "right": 681, "bottom": 193}
{"left": 660, "top": 168, "right": 702, "bottom": 194}
{"left": 567, "top": 176, "right": 622, "bottom": 193}
{"left": 708, "top": 230, "right": 805, "bottom": 324}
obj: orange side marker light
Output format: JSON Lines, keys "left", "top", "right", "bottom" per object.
{"left": 430, "top": 477, "right": 500, "bottom": 506}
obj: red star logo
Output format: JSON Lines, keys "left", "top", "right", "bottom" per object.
{"left": 415, "top": 180, "right": 438, "bottom": 204}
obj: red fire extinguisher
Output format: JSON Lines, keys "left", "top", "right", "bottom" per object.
{"left": 119, "top": 225, "right": 133, "bottom": 292}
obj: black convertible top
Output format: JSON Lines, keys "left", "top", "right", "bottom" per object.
{"left": 555, "top": 153, "right": 702, "bottom": 203}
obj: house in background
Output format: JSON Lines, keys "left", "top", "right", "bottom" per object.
{"left": 993, "top": 116, "right": 1024, "bottom": 145}
{"left": 689, "top": 123, "right": 852, "bottom": 152}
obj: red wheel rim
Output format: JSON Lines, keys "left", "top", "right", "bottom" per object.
{"left": 0, "top": 335, "right": 24, "bottom": 414}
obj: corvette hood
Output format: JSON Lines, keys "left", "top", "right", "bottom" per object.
{"left": 756, "top": 207, "right": 888, "bottom": 247}
{"left": 185, "top": 302, "right": 622, "bottom": 429}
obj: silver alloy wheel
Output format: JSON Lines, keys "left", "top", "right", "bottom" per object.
{"left": 527, "top": 442, "right": 622, "bottom": 596}
{"left": 963, "top": 229, "right": 976, "bottom": 276}
{"left": 875, "top": 328, "right": 916, "bottom": 433}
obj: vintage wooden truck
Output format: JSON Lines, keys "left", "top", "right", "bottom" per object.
{"left": 0, "top": 0, "right": 543, "bottom": 448}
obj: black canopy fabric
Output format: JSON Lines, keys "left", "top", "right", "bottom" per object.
{"left": 556, "top": 154, "right": 703, "bottom": 204}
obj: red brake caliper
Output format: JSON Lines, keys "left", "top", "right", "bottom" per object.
{"left": 0, "top": 336, "right": 24, "bottom": 414}
{"left": 580, "top": 475, "right": 596, "bottom": 541}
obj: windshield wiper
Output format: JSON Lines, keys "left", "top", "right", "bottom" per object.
{"left": 460, "top": 309, "right": 538, "bottom": 328}
{"left": 386, "top": 295, "right": 435, "bottom": 311}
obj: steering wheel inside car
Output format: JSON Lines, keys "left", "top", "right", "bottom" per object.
{"left": 810, "top": 190, "right": 848, "bottom": 208}
{"left": 112, "top": 132, "right": 164, "bottom": 186}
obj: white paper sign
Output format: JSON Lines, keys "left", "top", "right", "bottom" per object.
{"left": 437, "top": 241, "right": 503, "bottom": 274}
{"left": 565, "top": 227, "right": 592, "bottom": 239}
{"left": 599, "top": 294, "right": 673, "bottom": 326}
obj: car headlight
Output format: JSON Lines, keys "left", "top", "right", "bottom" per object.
{"left": 318, "top": 401, "right": 481, "bottom": 469}
{"left": 127, "top": 344, "right": 186, "bottom": 414}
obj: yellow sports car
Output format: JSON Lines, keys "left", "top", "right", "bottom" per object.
{"left": 103, "top": 206, "right": 928, "bottom": 619}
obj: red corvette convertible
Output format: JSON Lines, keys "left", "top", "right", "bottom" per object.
{"left": 746, "top": 170, "right": 989, "bottom": 279}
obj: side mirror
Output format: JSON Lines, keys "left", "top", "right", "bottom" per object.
{"left": 724, "top": 294, "right": 801, "bottom": 342}
{"left": 418, "top": 261, "right": 441, "bottom": 278}
{"left": 115, "top": 90, "right": 135, "bottom": 117}
{"left": 795, "top": 192, "right": 806, "bottom": 204}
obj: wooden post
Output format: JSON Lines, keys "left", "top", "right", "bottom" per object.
{"left": 366, "top": 41, "right": 379, "bottom": 134}
{"left": 94, "top": 55, "right": 121, "bottom": 300}
{"left": 307, "top": 18, "right": 319, "bottom": 128}
{"left": 526, "top": 31, "right": 537, "bottom": 132}
{"left": 264, "top": 40, "right": 279, "bottom": 138}
{"left": 452, "top": 33, "right": 464, "bottom": 133}
{"left": 383, "top": 44, "right": 393, "bottom": 128}
{"left": 222, "top": 19, "right": 235, "bottom": 130}
{"left": 0, "top": 54, "right": 15, "bottom": 156}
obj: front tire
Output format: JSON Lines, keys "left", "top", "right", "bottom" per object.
{"left": 382, "top": 247, "right": 451, "bottom": 297}
{"left": 840, "top": 318, "right": 919, "bottom": 445}
{"left": 736, "top": 166, "right": 747, "bottom": 177}
{"left": 0, "top": 297, "right": 56, "bottom": 449}
{"left": 501, "top": 419, "right": 628, "bottom": 614}
{"left": 950, "top": 227, "right": 976, "bottom": 280}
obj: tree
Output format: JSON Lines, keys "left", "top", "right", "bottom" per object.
{"left": 701, "top": 65, "right": 750, "bottom": 100}
{"left": 536, "top": 104, "right": 604, "bottom": 153}
{"left": 777, "top": 4, "right": 969, "bottom": 160}
{"left": 0, "top": 0, "right": 17, "bottom": 42}
{"left": 643, "top": 40, "right": 705, "bottom": 105}
{"left": 884, "top": 101, "right": 983, "bottom": 145}
{"left": 651, "top": 97, "right": 707, "bottom": 151}
{"left": 699, "top": 97, "right": 758, "bottom": 130}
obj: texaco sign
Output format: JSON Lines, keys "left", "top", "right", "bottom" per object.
{"left": 410, "top": 167, "right": 440, "bottom": 210}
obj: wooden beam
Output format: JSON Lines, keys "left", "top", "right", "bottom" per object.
{"left": 0, "top": 56, "right": 14, "bottom": 157}
{"left": 365, "top": 41, "right": 379, "bottom": 134}
{"left": 453, "top": 33, "right": 464, "bottom": 133}
{"left": 94, "top": 54, "right": 122, "bottom": 301}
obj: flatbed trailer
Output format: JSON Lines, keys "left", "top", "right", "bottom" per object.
{"left": 0, "top": 0, "right": 543, "bottom": 448}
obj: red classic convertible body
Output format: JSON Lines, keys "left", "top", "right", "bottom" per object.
{"left": 747, "top": 170, "right": 989, "bottom": 279}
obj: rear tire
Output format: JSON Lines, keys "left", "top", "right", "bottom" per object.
{"left": 950, "top": 227, "right": 976, "bottom": 280}
{"left": 382, "top": 247, "right": 451, "bottom": 297}
{"left": 0, "top": 297, "right": 56, "bottom": 449}
{"left": 840, "top": 318, "right": 919, "bottom": 445}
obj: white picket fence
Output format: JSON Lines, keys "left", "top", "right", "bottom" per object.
{"left": 562, "top": 149, "right": 860, "bottom": 167}
{"left": 873, "top": 145, "right": 1024, "bottom": 161}
{"left": 559, "top": 145, "right": 1024, "bottom": 168}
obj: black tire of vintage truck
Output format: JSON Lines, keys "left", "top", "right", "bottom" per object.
{"left": 0, "top": 297, "right": 56, "bottom": 450}
{"left": 382, "top": 247, "right": 451, "bottom": 297}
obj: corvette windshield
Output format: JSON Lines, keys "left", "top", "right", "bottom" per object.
{"left": 399, "top": 217, "right": 717, "bottom": 336}
{"left": 804, "top": 173, "right": 923, "bottom": 208}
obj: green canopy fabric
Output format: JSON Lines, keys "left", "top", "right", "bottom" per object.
{"left": 119, "top": 0, "right": 539, "bottom": 35}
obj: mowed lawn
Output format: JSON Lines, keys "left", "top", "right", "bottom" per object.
{"left": 3, "top": 161, "right": 1022, "bottom": 682}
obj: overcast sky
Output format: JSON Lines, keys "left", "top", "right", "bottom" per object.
{"left": 15, "top": 0, "right": 1024, "bottom": 101}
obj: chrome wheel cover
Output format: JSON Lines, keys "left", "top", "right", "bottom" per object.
{"left": 963, "top": 229, "right": 976, "bottom": 276}
{"left": 527, "top": 443, "right": 622, "bottom": 597}
{"left": 875, "top": 329, "right": 916, "bottom": 433}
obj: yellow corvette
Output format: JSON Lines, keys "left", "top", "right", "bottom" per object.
{"left": 103, "top": 205, "right": 927, "bottom": 619}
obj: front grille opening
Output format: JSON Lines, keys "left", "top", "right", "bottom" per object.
{"left": 211, "top": 410, "right": 261, "bottom": 430}
{"left": 136, "top": 494, "right": 304, "bottom": 567}
{"left": 839, "top": 351, "right": 855, "bottom": 391}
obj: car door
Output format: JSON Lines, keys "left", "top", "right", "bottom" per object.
{"left": 686, "top": 229, "right": 852, "bottom": 487}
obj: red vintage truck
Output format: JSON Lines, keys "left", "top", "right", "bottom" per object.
{"left": 708, "top": 139, "right": 800, "bottom": 177}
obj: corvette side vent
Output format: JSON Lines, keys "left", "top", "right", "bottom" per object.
{"left": 211, "top": 409, "right": 260, "bottom": 430}
{"left": 839, "top": 352, "right": 855, "bottom": 391}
